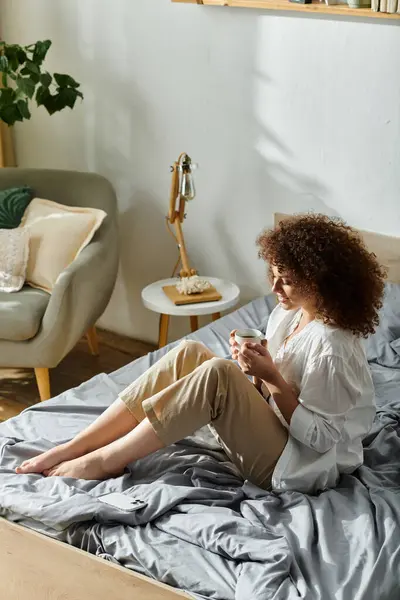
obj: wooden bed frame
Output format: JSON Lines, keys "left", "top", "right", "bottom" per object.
{"left": 0, "top": 518, "right": 190, "bottom": 600}
{"left": 2, "top": 216, "right": 400, "bottom": 600}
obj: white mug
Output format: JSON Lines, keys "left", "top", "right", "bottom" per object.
{"left": 234, "top": 328, "right": 263, "bottom": 347}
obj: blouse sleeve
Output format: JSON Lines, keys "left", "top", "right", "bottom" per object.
{"left": 289, "top": 355, "right": 362, "bottom": 453}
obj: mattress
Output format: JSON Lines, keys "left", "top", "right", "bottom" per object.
{"left": 0, "top": 293, "right": 399, "bottom": 600}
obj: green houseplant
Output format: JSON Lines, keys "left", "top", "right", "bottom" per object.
{"left": 0, "top": 39, "right": 83, "bottom": 126}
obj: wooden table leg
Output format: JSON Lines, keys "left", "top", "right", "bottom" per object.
{"left": 190, "top": 316, "right": 199, "bottom": 332}
{"left": 158, "top": 314, "right": 170, "bottom": 348}
{"left": 211, "top": 312, "right": 221, "bottom": 322}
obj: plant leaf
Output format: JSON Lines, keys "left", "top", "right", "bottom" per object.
{"left": 0, "top": 55, "right": 9, "bottom": 72}
{"left": 54, "top": 72, "right": 80, "bottom": 89}
{"left": 20, "top": 65, "right": 40, "bottom": 84}
{"left": 16, "top": 76, "right": 36, "bottom": 99}
{"left": 42, "top": 93, "right": 59, "bottom": 115}
{"left": 17, "top": 48, "right": 27, "bottom": 64}
{"left": 4, "top": 45, "right": 19, "bottom": 71}
{"left": 16, "top": 99, "right": 31, "bottom": 120}
{"left": 23, "top": 60, "right": 40, "bottom": 75}
{"left": 0, "top": 87, "right": 17, "bottom": 103}
{"left": 40, "top": 72, "right": 52, "bottom": 88}
{"left": 32, "top": 40, "right": 51, "bottom": 64}
{"left": 35, "top": 84, "right": 50, "bottom": 106}
{"left": 0, "top": 104, "right": 23, "bottom": 125}
{"left": 58, "top": 87, "right": 79, "bottom": 109}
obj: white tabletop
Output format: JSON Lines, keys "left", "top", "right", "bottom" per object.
{"left": 141, "top": 277, "right": 240, "bottom": 317}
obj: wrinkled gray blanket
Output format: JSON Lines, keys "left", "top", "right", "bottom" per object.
{"left": 0, "top": 295, "right": 399, "bottom": 600}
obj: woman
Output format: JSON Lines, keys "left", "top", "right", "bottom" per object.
{"left": 17, "top": 214, "right": 386, "bottom": 494}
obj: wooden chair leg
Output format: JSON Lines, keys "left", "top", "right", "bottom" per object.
{"left": 86, "top": 326, "right": 99, "bottom": 356}
{"left": 211, "top": 312, "right": 221, "bottom": 322}
{"left": 190, "top": 315, "right": 199, "bottom": 332}
{"left": 158, "top": 314, "right": 170, "bottom": 348}
{"left": 34, "top": 368, "right": 51, "bottom": 402}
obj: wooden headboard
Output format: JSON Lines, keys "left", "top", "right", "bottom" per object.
{"left": 274, "top": 213, "right": 400, "bottom": 284}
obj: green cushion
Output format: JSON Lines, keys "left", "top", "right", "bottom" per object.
{"left": 0, "top": 186, "right": 33, "bottom": 229}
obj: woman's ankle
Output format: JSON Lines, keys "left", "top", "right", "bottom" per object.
{"left": 61, "top": 438, "right": 87, "bottom": 459}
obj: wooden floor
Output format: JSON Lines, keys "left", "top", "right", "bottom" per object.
{"left": 0, "top": 329, "right": 156, "bottom": 422}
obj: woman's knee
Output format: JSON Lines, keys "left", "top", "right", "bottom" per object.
{"left": 207, "top": 356, "right": 235, "bottom": 373}
{"left": 206, "top": 358, "right": 247, "bottom": 385}
{"left": 177, "top": 339, "right": 212, "bottom": 357}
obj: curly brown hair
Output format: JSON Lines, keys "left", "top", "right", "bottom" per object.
{"left": 257, "top": 214, "right": 386, "bottom": 337}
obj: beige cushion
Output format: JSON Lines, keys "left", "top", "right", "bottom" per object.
{"left": 0, "top": 286, "right": 50, "bottom": 341}
{"left": 0, "top": 227, "right": 30, "bottom": 292}
{"left": 20, "top": 198, "right": 107, "bottom": 292}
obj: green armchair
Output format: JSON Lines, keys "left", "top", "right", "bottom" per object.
{"left": 0, "top": 168, "right": 119, "bottom": 401}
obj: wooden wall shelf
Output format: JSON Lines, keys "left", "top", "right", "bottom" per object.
{"left": 172, "top": 0, "right": 400, "bottom": 20}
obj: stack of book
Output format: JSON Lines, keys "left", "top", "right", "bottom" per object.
{"left": 372, "top": 0, "right": 400, "bottom": 11}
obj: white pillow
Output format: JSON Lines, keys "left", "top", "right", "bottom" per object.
{"left": 0, "top": 227, "right": 30, "bottom": 292}
{"left": 20, "top": 198, "right": 107, "bottom": 292}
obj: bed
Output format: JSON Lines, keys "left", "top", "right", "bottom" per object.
{"left": 1, "top": 223, "right": 400, "bottom": 600}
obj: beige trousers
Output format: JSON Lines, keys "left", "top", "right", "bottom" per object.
{"left": 119, "top": 340, "right": 288, "bottom": 489}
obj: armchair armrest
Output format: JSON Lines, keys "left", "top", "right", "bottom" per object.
{"left": 35, "top": 221, "right": 119, "bottom": 366}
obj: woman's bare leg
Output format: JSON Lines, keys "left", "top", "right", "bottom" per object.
{"left": 46, "top": 419, "right": 162, "bottom": 479}
{"left": 16, "top": 399, "right": 137, "bottom": 474}
{"left": 45, "top": 357, "right": 288, "bottom": 488}
{"left": 17, "top": 341, "right": 214, "bottom": 475}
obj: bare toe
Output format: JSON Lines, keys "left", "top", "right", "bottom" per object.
{"left": 16, "top": 459, "right": 32, "bottom": 471}
{"left": 16, "top": 444, "right": 74, "bottom": 476}
{"left": 46, "top": 463, "right": 64, "bottom": 477}
{"left": 16, "top": 460, "right": 40, "bottom": 474}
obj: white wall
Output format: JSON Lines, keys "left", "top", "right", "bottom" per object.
{"left": 1, "top": 0, "right": 399, "bottom": 343}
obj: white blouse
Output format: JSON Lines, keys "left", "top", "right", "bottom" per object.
{"left": 264, "top": 305, "right": 376, "bottom": 494}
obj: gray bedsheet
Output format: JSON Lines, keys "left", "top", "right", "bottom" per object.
{"left": 0, "top": 295, "right": 399, "bottom": 600}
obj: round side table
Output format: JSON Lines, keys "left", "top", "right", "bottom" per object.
{"left": 141, "top": 277, "right": 240, "bottom": 348}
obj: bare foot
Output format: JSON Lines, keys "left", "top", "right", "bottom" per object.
{"left": 16, "top": 443, "right": 75, "bottom": 475}
{"left": 46, "top": 451, "right": 122, "bottom": 480}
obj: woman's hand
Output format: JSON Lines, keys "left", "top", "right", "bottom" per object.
{"left": 229, "top": 330, "right": 240, "bottom": 361}
{"left": 238, "top": 342, "right": 278, "bottom": 382}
